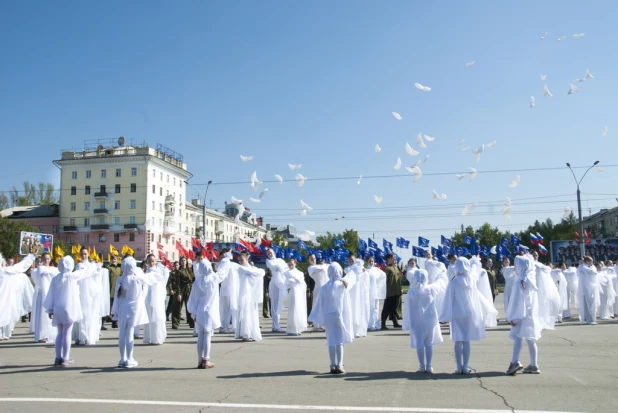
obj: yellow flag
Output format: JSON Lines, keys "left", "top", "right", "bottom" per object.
{"left": 110, "top": 244, "right": 119, "bottom": 256}
{"left": 121, "top": 245, "right": 134, "bottom": 256}
{"left": 71, "top": 244, "right": 81, "bottom": 256}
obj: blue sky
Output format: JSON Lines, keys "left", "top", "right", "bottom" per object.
{"left": 1, "top": 1, "right": 617, "bottom": 256}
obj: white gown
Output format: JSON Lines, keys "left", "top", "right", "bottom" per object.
{"left": 30, "top": 265, "right": 60, "bottom": 342}
{"left": 266, "top": 258, "right": 288, "bottom": 316}
{"left": 218, "top": 256, "right": 239, "bottom": 330}
{"left": 0, "top": 254, "right": 36, "bottom": 338}
{"left": 143, "top": 264, "right": 170, "bottom": 344}
{"left": 344, "top": 259, "right": 370, "bottom": 337}
{"left": 366, "top": 265, "right": 386, "bottom": 330}
{"left": 188, "top": 259, "right": 228, "bottom": 332}
{"left": 550, "top": 269, "right": 569, "bottom": 319}
{"left": 598, "top": 268, "right": 617, "bottom": 320}
{"left": 506, "top": 255, "right": 542, "bottom": 341}
{"left": 284, "top": 268, "right": 308, "bottom": 334}
{"left": 502, "top": 266, "right": 516, "bottom": 320}
{"left": 72, "top": 261, "right": 104, "bottom": 344}
{"left": 562, "top": 267, "right": 579, "bottom": 318}
{"left": 308, "top": 264, "right": 329, "bottom": 307}
{"left": 235, "top": 264, "right": 265, "bottom": 341}
{"left": 308, "top": 264, "right": 354, "bottom": 347}
{"left": 577, "top": 264, "right": 599, "bottom": 323}
{"left": 425, "top": 260, "right": 448, "bottom": 319}
{"left": 533, "top": 262, "right": 561, "bottom": 330}
{"left": 404, "top": 269, "right": 444, "bottom": 348}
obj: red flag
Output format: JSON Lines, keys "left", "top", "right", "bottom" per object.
{"left": 205, "top": 241, "right": 214, "bottom": 251}
{"left": 158, "top": 250, "right": 171, "bottom": 268}
{"left": 191, "top": 237, "right": 201, "bottom": 251}
{"left": 260, "top": 238, "right": 271, "bottom": 249}
{"left": 176, "top": 240, "right": 189, "bottom": 257}
{"left": 211, "top": 250, "right": 220, "bottom": 261}
{"left": 238, "top": 238, "right": 258, "bottom": 253}
{"left": 156, "top": 242, "right": 164, "bottom": 251}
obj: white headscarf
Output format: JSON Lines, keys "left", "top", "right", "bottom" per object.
{"left": 58, "top": 256, "right": 75, "bottom": 273}
{"left": 328, "top": 262, "right": 343, "bottom": 281}
{"left": 121, "top": 256, "right": 144, "bottom": 277}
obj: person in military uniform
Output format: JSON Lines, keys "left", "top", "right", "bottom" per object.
{"left": 107, "top": 254, "right": 122, "bottom": 329}
{"left": 305, "top": 269, "right": 315, "bottom": 324}
{"left": 168, "top": 256, "right": 194, "bottom": 329}
{"left": 166, "top": 261, "right": 179, "bottom": 321}
{"left": 381, "top": 253, "right": 402, "bottom": 330}
{"left": 484, "top": 258, "right": 498, "bottom": 302}
{"left": 263, "top": 269, "right": 271, "bottom": 318}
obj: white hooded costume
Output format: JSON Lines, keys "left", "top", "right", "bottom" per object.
{"left": 470, "top": 257, "right": 498, "bottom": 327}
{"left": 550, "top": 268, "right": 569, "bottom": 322}
{"left": 0, "top": 254, "right": 36, "bottom": 339}
{"left": 344, "top": 259, "right": 370, "bottom": 338}
{"left": 30, "top": 263, "right": 60, "bottom": 342}
{"left": 532, "top": 260, "right": 561, "bottom": 331}
{"left": 577, "top": 263, "right": 599, "bottom": 324}
{"left": 425, "top": 260, "right": 448, "bottom": 319}
{"left": 366, "top": 264, "right": 386, "bottom": 330}
{"left": 561, "top": 266, "right": 578, "bottom": 318}
{"left": 506, "top": 256, "right": 542, "bottom": 341}
{"left": 598, "top": 266, "right": 617, "bottom": 320}
{"left": 218, "top": 253, "right": 239, "bottom": 332}
{"left": 266, "top": 256, "right": 288, "bottom": 331}
{"left": 307, "top": 263, "right": 329, "bottom": 330}
{"left": 142, "top": 263, "right": 170, "bottom": 345}
{"left": 405, "top": 269, "right": 444, "bottom": 348}
{"left": 284, "top": 266, "right": 308, "bottom": 335}
{"left": 235, "top": 262, "right": 265, "bottom": 341}
{"left": 502, "top": 265, "right": 516, "bottom": 321}
{"left": 72, "top": 260, "right": 106, "bottom": 345}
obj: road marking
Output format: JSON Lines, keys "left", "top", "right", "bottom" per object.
{"left": 0, "top": 398, "right": 583, "bottom": 413}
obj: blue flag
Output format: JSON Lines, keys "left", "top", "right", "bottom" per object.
{"left": 334, "top": 238, "right": 345, "bottom": 247}
{"left": 383, "top": 239, "right": 393, "bottom": 251}
{"left": 431, "top": 247, "right": 439, "bottom": 257}
{"left": 358, "top": 239, "right": 368, "bottom": 251}
{"left": 412, "top": 246, "right": 425, "bottom": 258}
{"left": 441, "top": 235, "right": 451, "bottom": 246}
{"left": 298, "top": 240, "right": 307, "bottom": 250}
{"left": 510, "top": 234, "right": 521, "bottom": 246}
{"left": 418, "top": 236, "right": 430, "bottom": 248}
{"left": 501, "top": 236, "right": 510, "bottom": 247}
{"left": 368, "top": 238, "right": 378, "bottom": 249}
{"left": 463, "top": 235, "right": 473, "bottom": 245}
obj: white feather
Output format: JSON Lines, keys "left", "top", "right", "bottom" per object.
{"left": 573, "top": 33, "right": 585, "bottom": 38}
{"left": 543, "top": 84, "right": 553, "bottom": 98}
{"left": 231, "top": 196, "right": 243, "bottom": 205}
{"left": 540, "top": 32, "right": 548, "bottom": 40}
{"left": 563, "top": 207, "right": 572, "bottom": 219}
{"left": 295, "top": 173, "right": 307, "bottom": 188}
{"left": 300, "top": 200, "right": 313, "bottom": 211}
{"left": 424, "top": 135, "right": 435, "bottom": 142}
{"left": 456, "top": 174, "right": 465, "bottom": 180}
{"left": 486, "top": 140, "right": 497, "bottom": 148}
{"left": 540, "top": 74, "right": 547, "bottom": 81}
{"left": 258, "top": 188, "right": 268, "bottom": 199}
{"left": 585, "top": 69, "right": 594, "bottom": 80}
{"left": 557, "top": 36, "right": 567, "bottom": 42}
{"left": 596, "top": 167, "right": 606, "bottom": 173}
{"left": 466, "top": 61, "right": 475, "bottom": 67}
{"left": 357, "top": 175, "right": 362, "bottom": 185}
{"left": 530, "top": 96, "right": 535, "bottom": 108}
{"left": 249, "top": 197, "right": 261, "bottom": 203}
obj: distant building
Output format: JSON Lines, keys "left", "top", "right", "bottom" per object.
{"left": 53, "top": 137, "right": 267, "bottom": 261}
{"left": 582, "top": 206, "right": 618, "bottom": 239}
{"left": 3, "top": 204, "right": 60, "bottom": 235}
{"left": 268, "top": 224, "right": 300, "bottom": 249}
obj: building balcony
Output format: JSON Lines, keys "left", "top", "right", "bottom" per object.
{"left": 163, "top": 226, "right": 176, "bottom": 236}
{"left": 63, "top": 225, "right": 78, "bottom": 232}
{"left": 93, "top": 208, "right": 108, "bottom": 215}
{"left": 94, "top": 192, "right": 108, "bottom": 199}
{"left": 124, "top": 223, "right": 138, "bottom": 230}
{"left": 91, "top": 224, "right": 110, "bottom": 231}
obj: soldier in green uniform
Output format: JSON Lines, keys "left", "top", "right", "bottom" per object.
{"left": 484, "top": 258, "right": 498, "bottom": 302}
{"left": 381, "top": 253, "right": 402, "bottom": 329}
{"left": 168, "top": 256, "right": 194, "bottom": 329}
{"left": 107, "top": 254, "right": 122, "bottom": 329}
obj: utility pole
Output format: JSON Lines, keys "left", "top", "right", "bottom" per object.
{"left": 566, "top": 161, "right": 599, "bottom": 257}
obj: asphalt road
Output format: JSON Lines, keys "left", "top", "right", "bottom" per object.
{"left": 1, "top": 299, "right": 616, "bottom": 413}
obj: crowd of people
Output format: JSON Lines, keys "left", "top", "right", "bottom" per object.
{"left": 0, "top": 246, "right": 616, "bottom": 376}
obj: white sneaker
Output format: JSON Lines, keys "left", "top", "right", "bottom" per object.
{"left": 77, "top": 340, "right": 86, "bottom": 346}
{"left": 425, "top": 366, "right": 434, "bottom": 373}
{"left": 117, "top": 360, "right": 126, "bottom": 368}
{"left": 416, "top": 365, "right": 425, "bottom": 373}
{"left": 125, "top": 360, "right": 139, "bottom": 368}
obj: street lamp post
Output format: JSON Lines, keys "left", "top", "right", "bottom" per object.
{"left": 185, "top": 180, "right": 212, "bottom": 247}
{"left": 566, "top": 161, "right": 599, "bottom": 257}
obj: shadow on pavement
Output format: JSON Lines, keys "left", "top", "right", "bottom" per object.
{"left": 217, "top": 369, "right": 319, "bottom": 379}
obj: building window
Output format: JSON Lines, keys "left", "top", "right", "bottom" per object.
{"left": 84, "top": 202, "right": 90, "bottom": 211}
{"left": 115, "top": 168, "right": 121, "bottom": 177}
{"left": 67, "top": 236, "right": 72, "bottom": 243}
{"left": 114, "top": 233, "right": 120, "bottom": 242}
{"left": 69, "top": 218, "right": 75, "bottom": 226}
{"left": 131, "top": 167, "right": 137, "bottom": 176}
{"left": 129, "top": 232, "right": 135, "bottom": 242}
{"left": 130, "top": 183, "right": 136, "bottom": 193}
{"left": 99, "top": 201, "right": 105, "bottom": 209}
{"left": 71, "top": 171, "right": 77, "bottom": 179}
{"left": 158, "top": 234, "right": 162, "bottom": 243}
{"left": 114, "top": 200, "right": 120, "bottom": 210}
{"left": 101, "top": 169, "right": 107, "bottom": 178}
{"left": 86, "top": 170, "right": 91, "bottom": 179}
{"left": 152, "top": 201, "right": 155, "bottom": 211}
{"left": 159, "top": 219, "right": 162, "bottom": 227}
{"left": 85, "top": 186, "right": 90, "bottom": 195}
{"left": 84, "top": 218, "right": 90, "bottom": 227}
{"left": 152, "top": 169, "right": 156, "bottom": 178}
{"left": 84, "top": 234, "right": 89, "bottom": 243}
{"left": 152, "top": 185, "right": 155, "bottom": 194}
{"left": 166, "top": 174, "right": 169, "bottom": 183}
{"left": 159, "top": 203, "right": 162, "bottom": 212}
{"left": 71, "top": 186, "right": 76, "bottom": 196}
{"left": 98, "top": 234, "right": 105, "bottom": 243}
{"left": 129, "top": 216, "right": 135, "bottom": 224}
{"left": 160, "top": 187, "right": 163, "bottom": 196}
{"left": 100, "top": 184, "right": 106, "bottom": 193}
{"left": 70, "top": 202, "right": 76, "bottom": 211}
{"left": 179, "top": 224, "right": 182, "bottom": 231}
{"left": 115, "top": 184, "right": 120, "bottom": 194}
{"left": 160, "top": 172, "right": 163, "bottom": 181}
{"left": 99, "top": 217, "right": 105, "bottom": 225}
{"left": 130, "top": 200, "right": 136, "bottom": 209}
{"left": 114, "top": 217, "right": 120, "bottom": 225}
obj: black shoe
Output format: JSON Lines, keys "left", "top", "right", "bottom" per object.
{"left": 380, "top": 324, "right": 389, "bottom": 330}
{"left": 393, "top": 322, "right": 402, "bottom": 328}
{"left": 100, "top": 325, "right": 108, "bottom": 331}
{"left": 112, "top": 322, "right": 118, "bottom": 329}
{"left": 180, "top": 317, "right": 185, "bottom": 321}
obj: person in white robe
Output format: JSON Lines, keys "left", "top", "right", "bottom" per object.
{"left": 612, "top": 261, "right": 618, "bottom": 318}
{"left": 188, "top": 257, "right": 228, "bottom": 369}
{"left": 344, "top": 255, "right": 370, "bottom": 338}
{"left": 218, "top": 249, "right": 239, "bottom": 334}
{"left": 561, "top": 264, "right": 578, "bottom": 319}
{"left": 577, "top": 256, "right": 599, "bottom": 325}
{"left": 424, "top": 252, "right": 448, "bottom": 320}
{"left": 598, "top": 264, "right": 616, "bottom": 320}
{"left": 440, "top": 257, "right": 496, "bottom": 375}
{"left": 307, "top": 254, "right": 329, "bottom": 332}
{"left": 308, "top": 262, "right": 353, "bottom": 374}
{"left": 365, "top": 257, "right": 386, "bottom": 331}
{"left": 283, "top": 259, "right": 308, "bottom": 336}
{"left": 72, "top": 247, "right": 104, "bottom": 345}
{"left": 470, "top": 256, "right": 498, "bottom": 327}
{"left": 0, "top": 253, "right": 36, "bottom": 340}
{"left": 405, "top": 268, "right": 444, "bottom": 373}
{"left": 111, "top": 256, "right": 168, "bottom": 368}
{"left": 44, "top": 256, "right": 98, "bottom": 366}
{"left": 266, "top": 249, "right": 288, "bottom": 333}
{"left": 505, "top": 254, "right": 542, "bottom": 375}
{"left": 30, "top": 252, "right": 59, "bottom": 343}
{"left": 142, "top": 254, "right": 170, "bottom": 345}
{"left": 530, "top": 251, "right": 561, "bottom": 331}
{"left": 550, "top": 264, "right": 569, "bottom": 323}
{"left": 501, "top": 258, "right": 515, "bottom": 322}
{"left": 235, "top": 251, "right": 266, "bottom": 342}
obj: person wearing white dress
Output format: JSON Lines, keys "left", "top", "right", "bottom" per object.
{"left": 284, "top": 259, "right": 308, "bottom": 336}
{"left": 424, "top": 252, "right": 449, "bottom": 320}
{"left": 577, "top": 256, "right": 599, "bottom": 325}
{"left": 365, "top": 257, "right": 386, "bottom": 331}
{"left": 598, "top": 263, "right": 617, "bottom": 320}
{"left": 344, "top": 255, "right": 370, "bottom": 338}
{"left": 235, "top": 251, "right": 266, "bottom": 342}
{"left": 405, "top": 268, "right": 445, "bottom": 373}
{"left": 44, "top": 256, "right": 98, "bottom": 366}
{"left": 187, "top": 256, "right": 229, "bottom": 369}
{"left": 307, "top": 254, "right": 329, "bottom": 332}
{"left": 142, "top": 254, "right": 170, "bottom": 345}
{"left": 0, "top": 253, "right": 36, "bottom": 340}
{"left": 308, "top": 262, "right": 353, "bottom": 374}
{"left": 530, "top": 251, "right": 561, "bottom": 331}
{"left": 30, "top": 252, "right": 59, "bottom": 343}
{"left": 72, "top": 247, "right": 104, "bottom": 346}
{"left": 561, "top": 264, "right": 578, "bottom": 319}
{"left": 550, "top": 264, "right": 569, "bottom": 323}
{"left": 266, "top": 249, "right": 288, "bottom": 333}
{"left": 111, "top": 256, "right": 168, "bottom": 368}
{"left": 440, "top": 257, "right": 496, "bottom": 375}
{"left": 505, "top": 254, "right": 543, "bottom": 375}
{"left": 470, "top": 256, "right": 498, "bottom": 328}
{"left": 501, "top": 258, "right": 515, "bottom": 322}
{"left": 218, "top": 248, "right": 239, "bottom": 334}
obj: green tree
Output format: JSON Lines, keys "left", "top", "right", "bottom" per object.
{"left": 0, "top": 217, "right": 37, "bottom": 259}
{"left": 315, "top": 229, "right": 360, "bottom": 256}
{"left": 10, "top": 181, "right": 58, "bottom": 206}
{"left": 0, "top": 193, "right": 9, "bottom": 210}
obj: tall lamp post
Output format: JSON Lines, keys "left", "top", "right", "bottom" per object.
{"left": 185, "top": 180, "right": 212, "bottom": 247}
{"left": 566, "top": 161, "right": 599, "bottom": 257}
